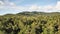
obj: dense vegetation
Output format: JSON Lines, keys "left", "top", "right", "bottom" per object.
{"left": 0, "top": 12, "right": 60, "bottom": 34}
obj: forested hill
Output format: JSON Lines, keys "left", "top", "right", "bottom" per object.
{"left": 1, "top": 12, "right": 60, "bottom": 16}
{"left": 0, "top": 12, "right": 60, "bottom": 34}
{"left": 17, "top": 12, "right": 60, "bottom": 16}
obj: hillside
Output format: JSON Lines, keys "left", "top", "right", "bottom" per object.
{"left": 0, "top": 12, "right": 60, "bottom": 34}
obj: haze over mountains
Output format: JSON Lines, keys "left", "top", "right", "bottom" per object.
{"left": 0, "top": 11, "right": 60, "bottom": 16}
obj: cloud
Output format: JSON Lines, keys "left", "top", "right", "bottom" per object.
{"left": 55, "top": 1, "right": 60, "bottom": 10}
{"left": 0, "top": 0, "right": 15, "bottom": 6}
{"left": 14, "top": 1, "right": 60, "bottom": 12}
{"left": 0, "top": 1, "right": 4, "bottom": 5}
{"left": 0, "top": 0, "right": 60, "bottom": 15}
{"left": 26, "top": 1, "right": 60, "bottom": 12}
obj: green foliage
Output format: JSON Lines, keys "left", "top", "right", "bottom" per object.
{"left": 0, "top": 12, "right": 60, "bottom": 34}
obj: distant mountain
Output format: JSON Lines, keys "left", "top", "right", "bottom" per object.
{"left": 0, "top": 11, "right": 60, "bottom": 16}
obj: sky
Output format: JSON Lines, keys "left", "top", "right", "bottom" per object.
{"left": 0, "top": 0, "right": 60, "bottom": 15}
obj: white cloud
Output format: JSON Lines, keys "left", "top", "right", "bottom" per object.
{"left": 0, "top": 1, "right": 4, "bottom": 5}
{"left": 0, "top": 0, "right": 60, "bottom": 15}
{"left": 27, "top": 1, "right": 60, "bottom": 12}
{"left": 55, "top": 1, "right": 60, "bottom": 10}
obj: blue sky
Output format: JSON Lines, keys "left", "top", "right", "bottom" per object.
{"left": 0, "top": 0, "right": 60, "bottom": 15}
{"left": 10, "top": 0, "right": 57, "bottom": 6}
